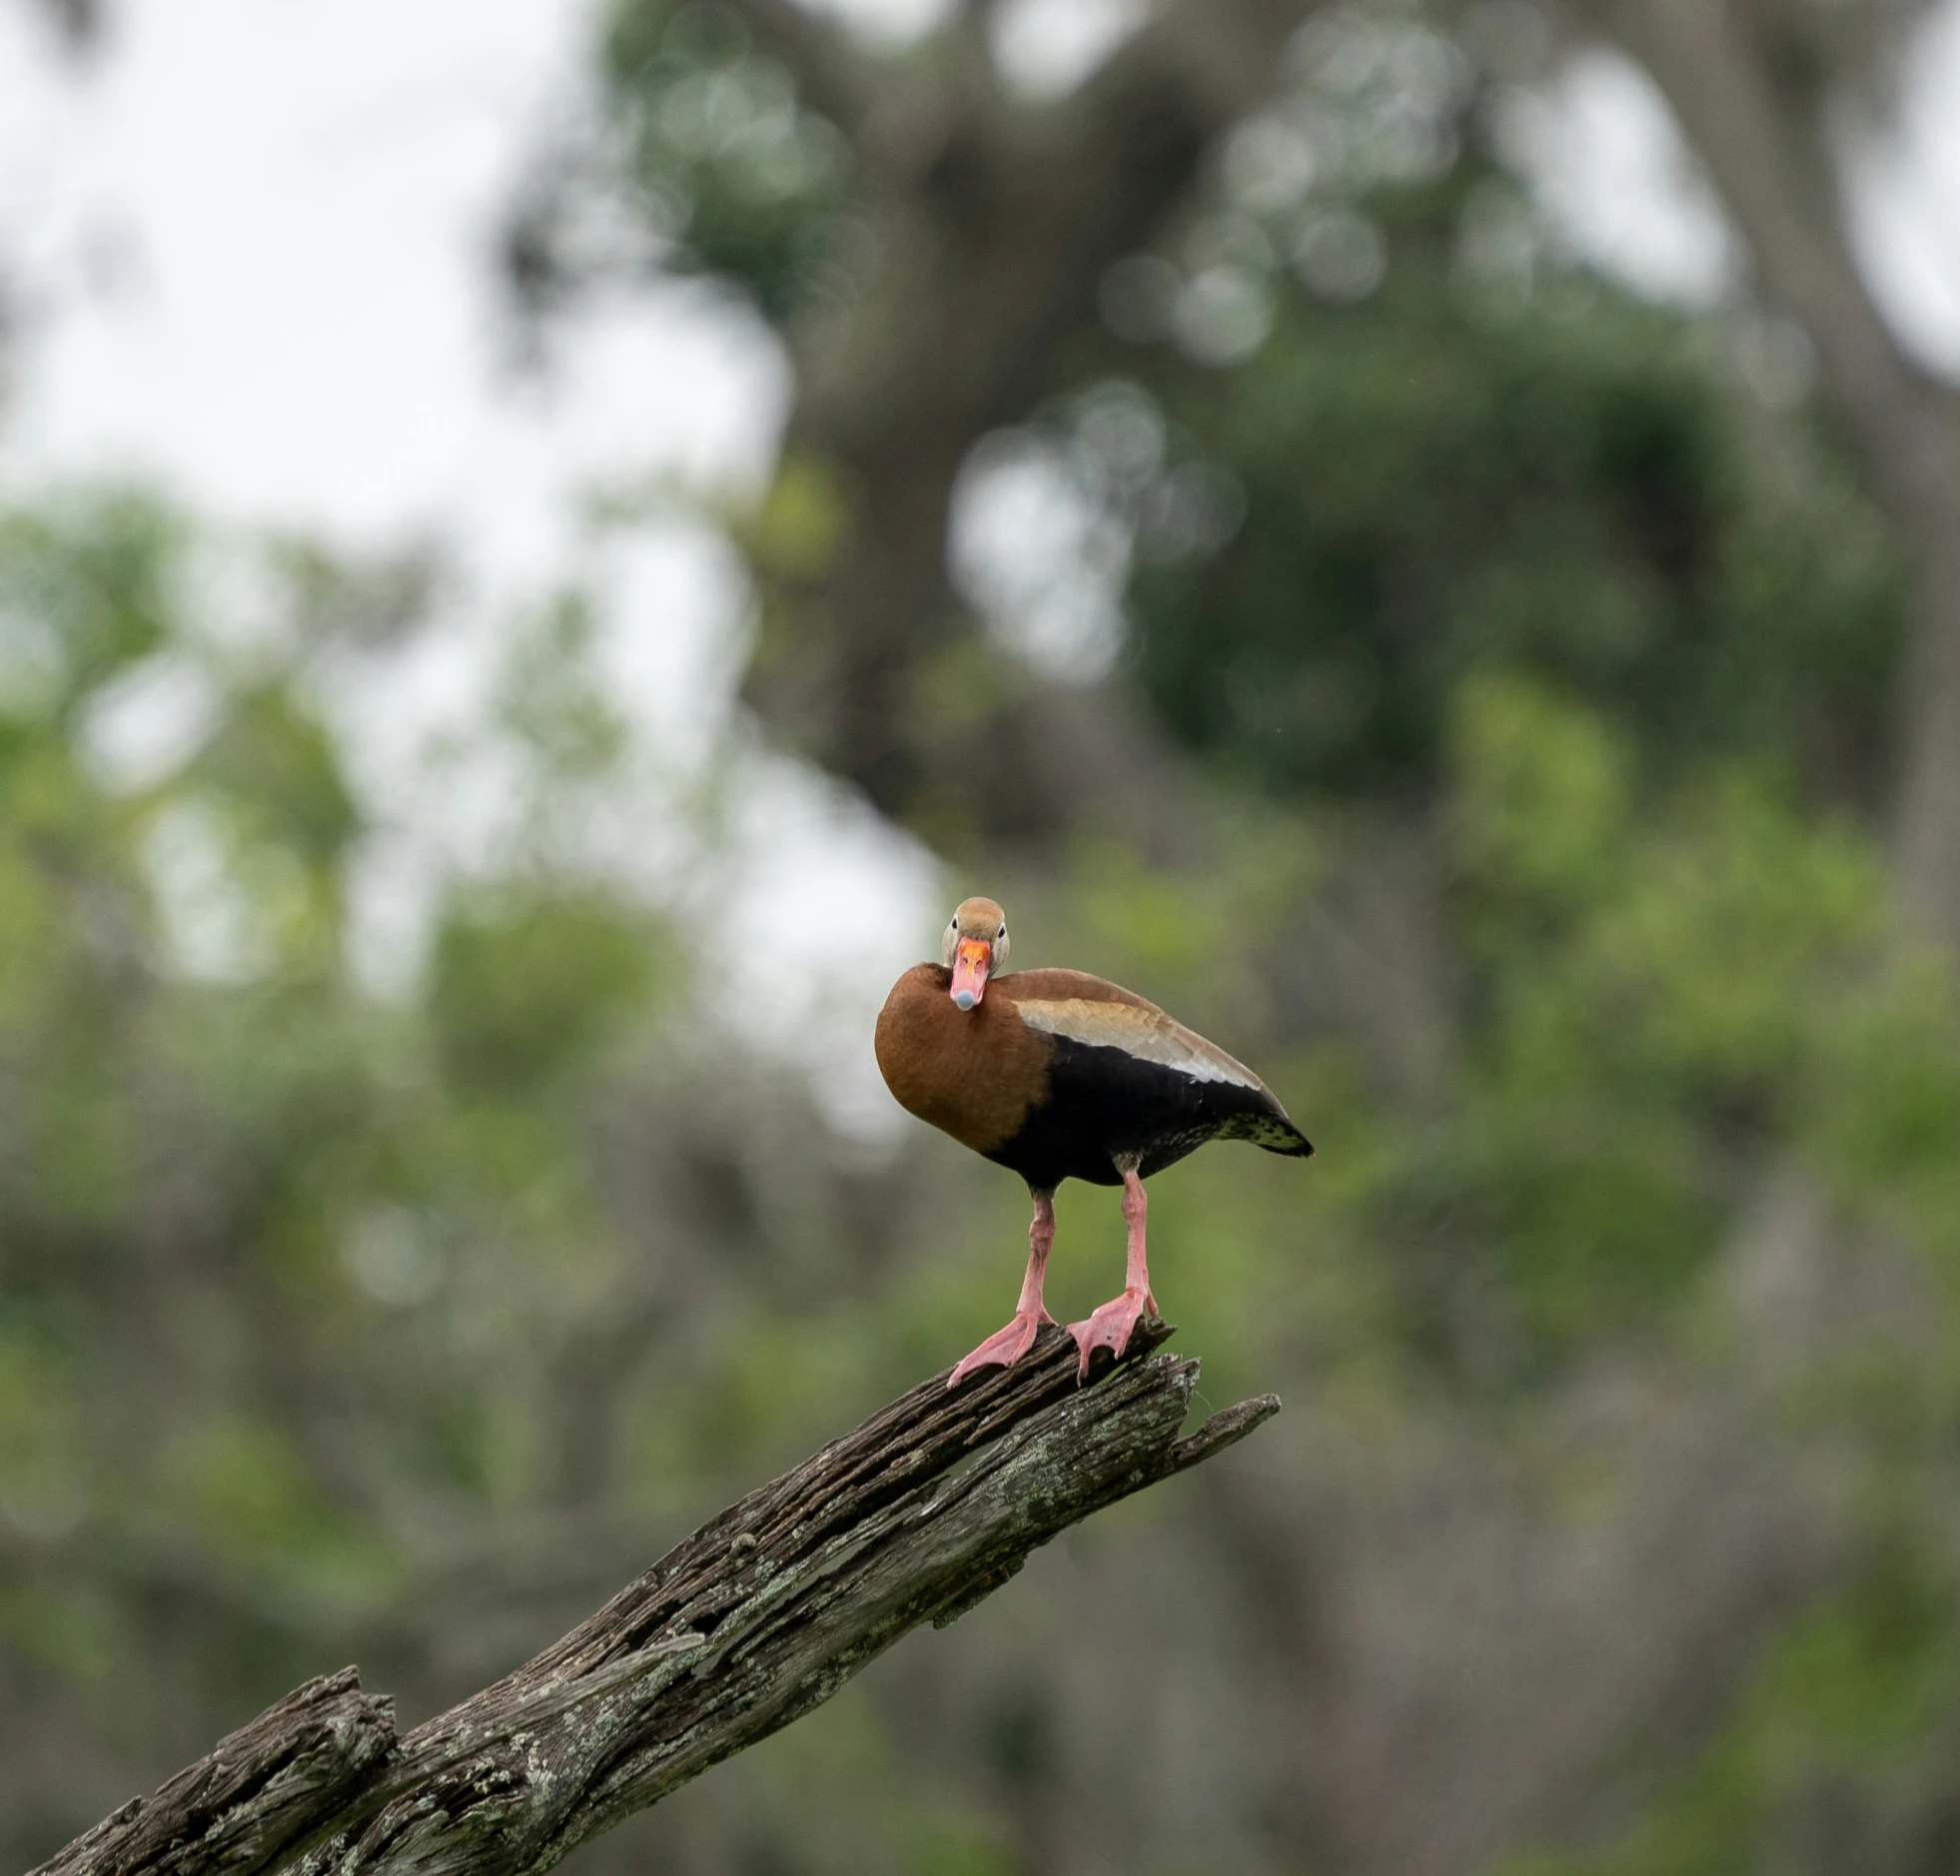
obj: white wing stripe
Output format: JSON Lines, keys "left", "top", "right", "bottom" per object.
{"left": 1013, "top": 998, "right": 1259, "bottom": 1087}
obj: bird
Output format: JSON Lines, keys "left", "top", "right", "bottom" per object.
{"left": 875, "top": 896, "right": 1313, "bottom": 1385}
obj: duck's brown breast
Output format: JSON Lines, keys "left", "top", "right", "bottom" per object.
{"left": 874, "top": 963, "right": 1052, "bottom": 1154}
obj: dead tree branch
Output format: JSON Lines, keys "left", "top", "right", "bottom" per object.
{"left": 35, "top": 1326, "right": 1276, "bottom": 1876}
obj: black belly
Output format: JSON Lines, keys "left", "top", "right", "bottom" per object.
{"left": 982, "top": 1035, "right": 1282, "bottom": 1190}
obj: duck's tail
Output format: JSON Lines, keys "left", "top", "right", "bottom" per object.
{"left": 1218, "top": 1110, "right": 1315, "bottom": 1158}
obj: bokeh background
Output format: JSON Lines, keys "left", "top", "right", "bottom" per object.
{"left": 6, "top": 0, "right": 1960, "bottom": 1871}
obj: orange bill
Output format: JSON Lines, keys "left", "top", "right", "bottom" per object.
{"left": 950, "top": 937, "right": 991, "bottom": 1009}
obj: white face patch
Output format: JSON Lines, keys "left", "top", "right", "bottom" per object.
{"left": 1012, "top": 998, "right": 1261, "bottom": 1088}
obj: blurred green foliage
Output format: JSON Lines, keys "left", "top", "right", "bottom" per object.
{"left": 1082, "top": 189, "right": 1902, "bottom": 810}
{"left": 432, "top": 891, "right": 661, "bottom": 1091}
{"left": 1435, "top": 676, "right": 1881, "bottom": 1359}
{"left": 512, "top": 0, "right": 852, "bottom": 320}
{"left": 1504, "top": 1548, "right": 1960, "bottom": 1876}
{"left": 1127, "top": 279, "right": 1903, "bottom": 805}
{"left": 0, "top": 492, "right": 686, "bottom": 1749}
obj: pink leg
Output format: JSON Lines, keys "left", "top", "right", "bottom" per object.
{"left": 949, "top": 1191, "right": 1059, "bottom": 1387}
{"left": 1068, "top": 1167, "right": 1160, "bottom": 1379}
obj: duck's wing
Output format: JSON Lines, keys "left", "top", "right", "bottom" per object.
{"left": 1010, "top": 994, "right": 1261, "bottom": 1087}
{"left": 1003, "top": 970, "right": 1314, "bottom": 1157}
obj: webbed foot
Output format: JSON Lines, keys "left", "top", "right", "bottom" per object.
{"left": 1066, "top": 1286, "right": 1157, "bottom": 1380}
{"left": 948, "top": 1308, "right": 1056, "bottom": 1388}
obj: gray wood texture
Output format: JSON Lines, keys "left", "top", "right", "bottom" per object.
{"left": 35, "top": 1326, "right": 1276, "bottom": 1876}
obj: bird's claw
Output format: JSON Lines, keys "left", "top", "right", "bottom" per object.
{"left": 1067, "top": 1287, "right": 1157, "bottom": 1380}
{"left": 948, "top": 1307, "right": 1056, "bottom": 1388}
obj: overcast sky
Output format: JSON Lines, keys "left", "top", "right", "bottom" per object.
{"left": 2, "top": 0, "right": 1958, "bottom": 1131}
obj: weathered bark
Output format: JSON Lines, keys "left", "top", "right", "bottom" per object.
{"left": 1572, "top": 0, "right": 1960, "bottom": 956}
{"left": 36, "top": 1326, "right": 1275, "bottom": 1876}
{"left": 28, "top": 1672, "right": 398, "bottom": 1876}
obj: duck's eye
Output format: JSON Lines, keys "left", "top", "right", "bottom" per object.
{"left": 998, "top": 925, "right": 1006, "bottom": 938}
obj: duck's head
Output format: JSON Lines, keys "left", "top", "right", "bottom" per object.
{"left": 941, "top": 896, "right": 1009, "bottom": 1011}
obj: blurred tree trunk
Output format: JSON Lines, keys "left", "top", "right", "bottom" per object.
{"left": 1573, "top": 0, "right": 1960, "bottom": 958}
{"left": 731, "top": 0, "right": 1322, "bottom": 859}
